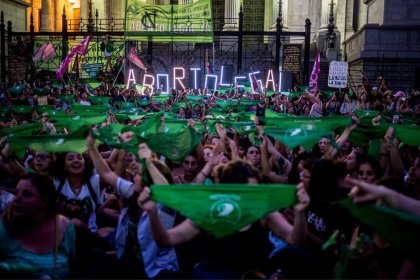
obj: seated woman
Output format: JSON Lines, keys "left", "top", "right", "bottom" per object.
{"left": 0, "top": 173, "right": 76, "bottom": 278}
{"left": 138, "top": 159, "right": 310, "bottom": 279}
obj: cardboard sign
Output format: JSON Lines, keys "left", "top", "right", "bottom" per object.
{"left": 328, "top": 61, "right": 348, "bottom": 88}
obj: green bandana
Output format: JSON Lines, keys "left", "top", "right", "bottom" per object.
{"left": 264, "top": 127, "right": 333, "bottom": 149}
{"left": 338, "top": 198, "right": 420, "bottom": 256}
{"left": 151, "top": 184, "right": 298, "bottom": 238}
{"left": 7, "top": 84, "right": 27, "bottom": 94}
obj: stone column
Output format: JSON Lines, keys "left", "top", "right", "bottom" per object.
{"left": 110, "top": 0, "right": 124, "bottom": 21}
{"left": 80, "top": 0, "right": 88, "bottom": 22}
{"left": 40, "top": 0, "right": 54, "bottom": 31}
{"left": 282, "top": 0, "right": 288, "bottom": 28}
{"left": 224, "top": 0, "right": 240, "bottom": 30}
{"left": 55, "top": 0, "right": 65, "bottom": 31}
{"left": 272, "top": 0, "right": 279, "bottom": 28}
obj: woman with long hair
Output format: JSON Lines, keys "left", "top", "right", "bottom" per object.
{"left": 0, "top": 173, "right": 76, "bottom": 278}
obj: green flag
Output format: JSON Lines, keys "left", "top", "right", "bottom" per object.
{"left": 150, "top": 184, "right": 298, "bottom": 238}
{"left": 338, "top": 198, "right": 420, "bottom": 255}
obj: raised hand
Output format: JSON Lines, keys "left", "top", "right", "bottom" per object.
{"left": 294, "top": 182, "right": 310, "bottom": 212}
{"left": 137, "top": 186, "right": 157, "bottom": 213}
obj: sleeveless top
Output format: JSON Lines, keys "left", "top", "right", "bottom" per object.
{"left": 0, "top": 220, "right": 76, "bottom": 278}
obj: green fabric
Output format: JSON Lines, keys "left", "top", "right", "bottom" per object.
{"left": 338, "top": 198, "right": 420, "bottom": 255}
{"left": 115, "top": 101, "right": 136, "bottom": 109}
{"left": 88, "top": 96, "right": 111, "bottom": 105}
{"left": 31, "top": 88, "right": 50, "bottom": 96}
{"left": 216, "top": 88, "right": 235, "bottom": 94}
{"left": 353, "top": 109, "right": 379, "bottom": 119}
{"left": 185, "top": 95, "right": 206, "bottom": 102}
{"left": 114, "top": 84, "right": 126, "bottom": 89}
{"left": 9, "top": 105, "right": 35, "bottom": 114}
{"left": 48, "top": 114, "right": 107, "bottom": 130}
{"left": 0, "top": 123, "right": 43, "bottom": 138}
{"left": 93, "top": 113, "right": 201, "bottom": 162}
{"left": 152, "top": 94, "right": 171, "bottom": 104}
{"left": 70, "top": 104, "right": 109, "bottom": 113}
{"left": 280, "top": 91, "right": 304, "bottom": 100}
{"left": 87, "top": 82, "right": 102, "bottom": 89}
{"left": 367, "top": 138, "right": 382, "bottom": 159}
{"left": 9, "top": 126, "right": 90, "bottom": 158}
{"left": 7, "top": 84, "right": 27, "bottom": 94}
{"left": 214, "top": 99, "right": 238, "bottom": 108}
{"left": 264, "top": 127, "right": 333, "bottom": 149}
{"left": 206, "top": 119, "right": 257, "bottom": 135}
{"left": 56, "top": 94, "right": 75, "bottom": 104}
{"left": 150, "top": 184, "right": 298, "bottom": 238}
{"left": 264, "top": 115, "right": 352, "bottom": 131}
{"left": 394, "top": 125, "right": 420, "bottom": 146}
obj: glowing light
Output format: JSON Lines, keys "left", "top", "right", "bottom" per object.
{"left": 219, "top": 65, "right": 231, "bottom": 86}
{"left": 234, "top": 76, "right": 246, "bottom": 88}
{"left": 204, "top": 74, "right": 218, "bottom": 91}
{"left": 173, "top": 67, "right": 186, "bottom": 90}
{"left": 142, "top": 74, "right": 155, "bottom": 93}
{"left": 265, "top": 70, "right": 276, "bottom": 91}
{"left": 190, "top": 68, "right": 201, "bottom": 89}
{"left": 126, "top": 69, "right": 137, "bottom": 87}
{"left": 157, "top": 74, "right": 169, "bottom": 93}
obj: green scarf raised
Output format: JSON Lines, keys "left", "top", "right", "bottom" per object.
{"left": 151, "top": 184, "right": 298, "bottom": 238}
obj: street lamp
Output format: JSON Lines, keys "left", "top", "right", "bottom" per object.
{"left": 325, "top": 0, "right": 337, "bottom": 62}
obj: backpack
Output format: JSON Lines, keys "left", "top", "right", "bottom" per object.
{"left": 100, "top": 42, "right": 105, "bottom": 52}
{"left": 56, "top": 178, "right": 100, "bottom": 223}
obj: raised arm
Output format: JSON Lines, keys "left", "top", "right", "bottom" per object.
{"left": 138, "top": 143, "right": 169, "bottom": 185}
{"left": 87, "top": 133, "right": 119, "bottom": 188}
{"left": 347, "top": 177, "right": 420, "bottom": 216}
{"left": 138, "top": 186, "right": 201, "bottom": 246}
{"left": 265, "top": 183, "right": 309, "bottom": 245}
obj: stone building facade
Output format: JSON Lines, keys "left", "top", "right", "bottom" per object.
{"left": 1, "top": 0, "right": 419, "bottom": 89}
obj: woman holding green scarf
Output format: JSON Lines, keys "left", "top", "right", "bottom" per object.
{"left": 138, "top": 159, "right": 310, "bottom": 279}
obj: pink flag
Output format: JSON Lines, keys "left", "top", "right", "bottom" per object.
{"left": 250, "top": 72, "right": 262, "bottom": 95}
{"left": 56, "top": 36, "right": 91, "bottom": 79}
{"left": 76, "top": 35, "right": 91, "bottom": 56}
{"left": 33, "top": 43, "right": 47, "bottom": 62}
{"left": 128, "top": 47, "right": 147, "bottom": 71}
{"left": 309, "top": 50, "right": 321, "bottom": 94}
{"left": 41, "top": 43, "right": 56, "bottom": 62}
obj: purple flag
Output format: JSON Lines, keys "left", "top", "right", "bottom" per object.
{"left": 309, "top": 50, "right": 321, "bottom": 94}
{"left": 56, "top": 35, "right": 90, "bottom": 79}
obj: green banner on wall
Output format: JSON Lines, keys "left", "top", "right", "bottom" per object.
{"left": 125, "top": 0, "right": 213, "bottom": 42}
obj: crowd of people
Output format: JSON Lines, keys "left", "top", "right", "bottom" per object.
{"left": 0, "top": 73, "right": 419, "bottom": 279}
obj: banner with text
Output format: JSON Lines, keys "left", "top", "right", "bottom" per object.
{"left": 125, "top": 0, "right": 213, "bottom": 42}
{"left": 328, "top": 61, "right": 348, "bottom": 88}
